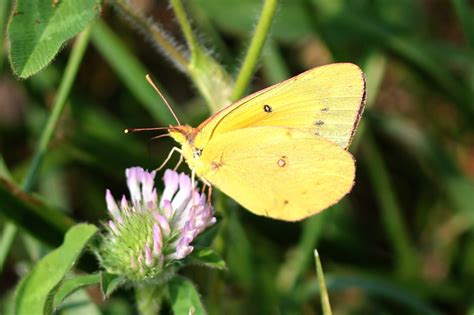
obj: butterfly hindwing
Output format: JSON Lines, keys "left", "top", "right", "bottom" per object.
{"left": 198, "top": 126, "right": 355, "bottom": 221}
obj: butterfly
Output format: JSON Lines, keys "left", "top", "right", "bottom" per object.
{"left": 142, "top": 63, "right": 365, "bottom": 221}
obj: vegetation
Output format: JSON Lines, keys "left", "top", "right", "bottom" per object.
{"left": 0, "top": 0, "right": 473, "bottom": 314}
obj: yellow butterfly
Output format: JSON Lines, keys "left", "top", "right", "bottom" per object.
{"left": 156, "top": 63, "right": 365, "bottom": 221}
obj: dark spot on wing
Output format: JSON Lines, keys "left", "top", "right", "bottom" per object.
{"left": 278, "top": 155, "right": 288, "bottom": 167}
{"left": 314, "top": 120, "right": 324, "bottom": 126}
{"left": 211, "top": 161, "right": 221, "bottom": 171}
{"left": 263, "top": 104, "right": 272, "bottom": 113}
{"left": 283, "top": 200, "right": 289, "bottom": 205}
{"left": 278, "top": 159, "right": 285, "bottom": 167}
{"left": 321, "top": 107, "right": 329, "bottom": 112}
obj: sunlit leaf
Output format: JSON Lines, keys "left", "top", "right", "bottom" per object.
{"left": 15, "top": 224, "right": 98, "bottom": 315}
{"left": 52, "top": 273, "right": 101, "bottom": 310}
{"left": 8, "top": 0, "right": 100, "bottom": 78}
{"left": 168, "top": 276, "right": 206, "bottom": 315}
{"left": 100, "top": 272, "right": 127, "bottom": 298}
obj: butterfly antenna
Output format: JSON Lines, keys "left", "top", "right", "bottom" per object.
{"left": 150, "top": 133, "right": 171, "bottom": 141}
{"left": 146, "top": 74, "right": 181, "bottom": 126}
{"left": 124, "top": 127, "right": 170, "bottom": 133}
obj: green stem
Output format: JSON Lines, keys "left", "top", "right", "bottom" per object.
{"left": 363, "top": 132, "right": 419, "bottom": 280}
{"left": 0, "top": 224, "right": 17, "bottom": 271}
{"left": 135, "top": 285, "right": 163, "bottom": 315}
{"left": 0, "top": 26, "right": 92, "bottom": 271}
{"left": 112, "top": 0, "right": 189, "bottom": 70}
{"left": 186, "top": 1, "right": 232, "bottom": 65}
{"left": 170, "top": 0, "right": 235, "bottom": 112}
{"left": 231, "top": 0, "right": 278, "bottom": 100}
{"left": 22, "top": 26, "right": 92, "bottom": 190}
{"left": 170, "top": 0, "right": 200, "bottom": 60}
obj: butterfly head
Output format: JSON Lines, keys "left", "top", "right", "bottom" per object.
{"left": 169, "top": 125, "right": 205, "bottom": 174}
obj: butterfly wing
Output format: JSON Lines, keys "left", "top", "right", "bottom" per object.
{"left": 196, "top": 63, "right": 365, "bottom": 150}
{"left": 197, "top": 126, "right": 355, "bottom": 221}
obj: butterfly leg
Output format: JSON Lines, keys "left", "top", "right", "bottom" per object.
{"left": 191, "top": 168, "right": 197, "bottom": 207}
{"left": 199, "top": 178, "right": 213, "bottom": 204}
{"left": 207, "top": 184, "right": 213, "bottom": 205}
{"left": 155, "top": 147, "right": 182, "bottom": 171}
{"left": 173, "top": 152, "right": 184, "bottom": 171}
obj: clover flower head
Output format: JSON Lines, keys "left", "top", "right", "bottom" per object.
{"left": 99, "top": 167, "right": 216, "bottom": 281}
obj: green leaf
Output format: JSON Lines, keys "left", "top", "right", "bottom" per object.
{"left": 0, "top": 155, "right": 13, "bottom": 181}
{"left": 186, "top": 248, "right": 226, "bottom": 270}
{"left": 57, "top": 289, "right": 101, "bottom": 315}
{"left": 314, "top": 250, "right": 333, "bottom": 315}
{"left": 52, "top": 273, "right": 101, "bottom": 310}
{"left": 14, "top": 224, "right": 98, "bottom": 315}
{"left": 0, "top": 177, "right": 75, "bottom": 247}
{"left": 168, "top": 276, "right": 207, "bottom": 315}
{"left": 7, "top": 0, "right": 100, "bottom": 78}
{"left": 100, "top": 272, "right": 127, "bottom": 298}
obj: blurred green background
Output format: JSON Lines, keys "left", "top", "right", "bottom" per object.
{"left": 1, "top": 0, "right": 474, "bottom": 314}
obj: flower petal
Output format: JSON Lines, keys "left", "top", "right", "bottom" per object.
{"left": 171, "top": 173, "right": 193, "bottom": 214}
{"left": 126, "top": 167, "right": 142, "bottom": 204}
{"left": 152, "top": 223, "right": 162, "bottom": 255}
{"left": 160, "top": 170, "right": 179, "bottom": 207}
{"left": 105, "top": 190, "right": 123, "bottom": 223}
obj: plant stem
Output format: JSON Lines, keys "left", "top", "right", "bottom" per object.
{"left": 112, "top": 0, "right": 189, "bottom": 70}
{"left": 0, "top": 224, "right": 17, "bottom": 271}
{"left": 231, "top": 0, "right": 278, "bottom": 101}
{"left": 21, "top": 26, "right": 92, "bottom": 190}
{"left": 170, "top": 0, "right": 200, "bottom": 60}
{"left": 135, "top": 285, "right": 163, "bottom": 315}
{"left": 0, "top": 26, "right": 92, "bottom": 272}
{"left": 363, "top": 132, "right": 419, "bottom": 280}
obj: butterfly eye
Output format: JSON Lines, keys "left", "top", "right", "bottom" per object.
{"left": 194, "top": 148, "right": 203, "bottom": 158}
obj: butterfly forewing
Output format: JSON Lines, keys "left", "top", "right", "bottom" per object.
{"left": 195, "top": 63, "right": 366, "bottom": 150}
